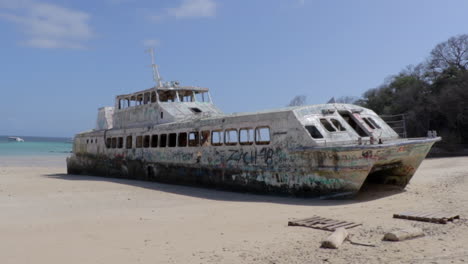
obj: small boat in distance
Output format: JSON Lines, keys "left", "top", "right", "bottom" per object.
{"left": 8, "top": 136, "right": 25, "bottom": 142}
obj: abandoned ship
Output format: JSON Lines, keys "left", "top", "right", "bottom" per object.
{"left": 67, "top": 51, "right": 441, "bottom": 197}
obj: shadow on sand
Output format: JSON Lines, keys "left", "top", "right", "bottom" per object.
{"left": 43, "top": 173, "right": 405, "bottom": 206}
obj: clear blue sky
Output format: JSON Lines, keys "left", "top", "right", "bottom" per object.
{"left": 1, "top": 0, "right": 467, "bottom": 137}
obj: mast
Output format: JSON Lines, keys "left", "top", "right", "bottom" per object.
{"left": 146, "top": 48, "right": 163, "bottom": 88}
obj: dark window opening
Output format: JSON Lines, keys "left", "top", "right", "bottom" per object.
{"left": 178, "top": 132, "right": 187, "bottom": 147}
{"left": 106, "top": 138, "right": 111, "bottom": 148}
{"left": 368, "top": 117, "right": 381, "bottom": 129}
{"left": 118, "top": 137, "right": 123, "bottom": 148}
{"left": 168, "top": 133, "right": 177, "bottom": 147}
{"left": 190, "top": 107, "right": 202, "bottom": 113}
{"left": 188, "top": 132, "right": 199, "bottom": 147}
{"left": 362, "top": 117, "right": 376, "bottom": 129}
{"left": 86, "top": 139, "right": 89, "bottom": 144}
{"left": 159, "top": 134, "right": 167, "bottom": 148}
{"left": 111, "top": 137, "right": 117, "bottom": 148}
{"left": 200, "top": 130, "right": 210, "bottom": 146}
{"left": 320, "top": 119, "right": 336, "bottom": 132}
{"left": 151, "top": 135, "right": 158, "bottom": 148}
{"left": 157, "top": 90, "right": 178, "bottom": 102}
{"left": 144, "top": 92, "right": 150, "bottom": 104}
{"left": 126, "top": 136, "right": 132, "bottom": 149}
{"left": 136, "top": 136, "right": 143, "bottom": 148}
{"left": 255, "top": 127, "right": 270, "bottom": 145}
{"left": 306, "top": 125, "right": 324, "bottom": 139}
{"left": 143, "top": 135, "right": 150, "bottom": 148}
{"left": 339, "top": 112, "right": 369, "bottom": 137}
{"left": 331, "top": 119, "right": 346, "bottom": 131}
{"left": 160, "top": 112, "right": 164, "bottom": 119}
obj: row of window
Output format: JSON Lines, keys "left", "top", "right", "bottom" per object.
{"left": 118, "top": 90, "right": 211, "bottom": 109}
{"left": 86, "top": 138, "right": 98, "bottom": 144}
{"left": 306, "top": 116, "right": 381, "bottom": 139}
{"left": 103, "top": 127, "right": 271, "bottom": 149}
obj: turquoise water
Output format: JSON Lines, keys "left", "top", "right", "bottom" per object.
{"left": 0, "top": 136, "right": 72, "bottom": 156}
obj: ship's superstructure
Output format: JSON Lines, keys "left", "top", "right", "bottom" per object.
{"left": 67, "top": 51, "right": 441, "bottom": 197}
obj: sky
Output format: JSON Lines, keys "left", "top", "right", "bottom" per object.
{"left": 1, "top": 0, "right": 468, "bottom": 137}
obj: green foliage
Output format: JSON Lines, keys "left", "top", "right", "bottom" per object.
{"left": 358, "top": 34, "right": 468, "bottom": 149}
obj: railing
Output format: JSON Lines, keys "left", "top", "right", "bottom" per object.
{"left": 380, "top": 114, "right": 407, "bottom": 138}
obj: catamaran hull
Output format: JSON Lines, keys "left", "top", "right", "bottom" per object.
{"left": 66, "top": 138, "right": 438, "bottom": 197}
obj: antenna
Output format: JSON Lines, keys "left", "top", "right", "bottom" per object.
{"left": 145, "top": 48, "right": 163, "bottom": 88}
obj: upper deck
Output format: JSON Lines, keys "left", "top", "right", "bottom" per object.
{"left": 95, "top": 82, "right": 224, "bottom": 131}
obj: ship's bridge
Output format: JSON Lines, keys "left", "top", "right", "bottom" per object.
{"left": 100, "top": 84, "right": 223, "bottom": 130}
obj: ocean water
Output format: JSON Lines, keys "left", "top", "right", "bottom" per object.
{"left": 0, "top": 136, "right": 72, "bottom": 157}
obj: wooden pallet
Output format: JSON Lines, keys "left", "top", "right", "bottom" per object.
{"left": 288, "top": 216, "right": 362, "bottom": 231}
{"left": 393, "top": 211, "right": 460, "bottom": 224}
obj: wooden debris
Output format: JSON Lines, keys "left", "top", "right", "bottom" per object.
{"left": 393, "top": 211, "right": 460, "bottom": 224}
{"left": 321, "top": 228, "right": 349, "bottom": 249}
{"left": 383, "top": 227, "right": 424, "bottom": 241}
{"left": 288, "top": 216, "right": 361, "bottom": 231}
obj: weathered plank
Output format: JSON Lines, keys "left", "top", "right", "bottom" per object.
{"left": 288, "top": 216, "right": 361, "bottom": 231}
{"left": 393, "top": 211, "right": 460, "bottom": 224}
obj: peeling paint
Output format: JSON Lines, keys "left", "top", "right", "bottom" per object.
{"left": 67, "top": 83, "right": 441, "bottom": 197}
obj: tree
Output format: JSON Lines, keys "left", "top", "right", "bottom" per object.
{"left": 335, "top": 96, "right": 359, "bottom": 104}
{"left": 287, "top": 95, "right": 307, "bottom": 106}
{"left": 358, "top": 33, "right": 468, "bottom": 149}
{"left": 429, "top": 34, "right": 468, "bottom": 72}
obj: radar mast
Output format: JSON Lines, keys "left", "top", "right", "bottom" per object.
{"left": 146, "top": 48, "right": 163, "bottom": 88}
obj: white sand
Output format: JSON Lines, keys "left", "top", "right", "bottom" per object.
{"left": 1, "top": 156, "right": 467, "bottom": 263}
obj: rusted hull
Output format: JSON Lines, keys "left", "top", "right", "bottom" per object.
{"left": 66, "top": 138, "right": 439, "bottom": 197}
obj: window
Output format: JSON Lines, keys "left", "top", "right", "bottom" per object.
{"left": 136, "top": 94, "right": 143, "bottom": 105}
{"left": 118, "top": 137, "right": 123, "bottom": 148}
{"left": 339, "top": 112, "right": 369, "bottom": 137}
{"left": 158, "top": 90, "right": 178, "bottom": 102}
{"left": 144, "top": 92, "right": 150, "bottom": 104}
{"left": 178, "top": 90, "right": 194, "bottom": 102}
{"left": 331, "top": 119, "right": 346, "bottom": 131}
{"left": 151, "top": 135, "right": 158, "bottom": 148}
{"left": 178, "top": 132, "right": 187, "bottom": 147}
{"left": 168, "top": 133, "right": 177, "bottom": 147}
{"left": 111, "top": 137, "right": 117, "bottom": 149}
{"left": 200, "top": 130, "right": 210, "bottom": 146}
{"left": 362, "top": 117, "right": 376, "bottom": 129}
{"left": 239, "top": 128, "right": 254, "bottom": 145}
{"left": 225, "top": 129, "right": 238, "bottom": 146}
{"left": 188, "top": 132, "right": 199, "bottom": 147}
{"left": 94, "top": 139, "right": 98, "bottom": 144}
{"left": 306, "top": 125, "right": 324, "bottom": 139}
{"left": 151, "top": 91, "right": 157, "bottom": 103}
{"left": 136, "top": 136, "right": 143, "bottom": 148}
{"left": 255, "top": 127, "right": 270, "bottom": 145}
{"left": 86, "top": 139, "right": 89, "bottom": 144}
{"left": 195, "top": 91, "right": 210, "bottom": 102}
{"left": 211, "top": 130, "right": 223, "bottom": 146}
{"left": 320, "top": 119, "right": 336, "bottom": 132}
{"left": 106, "top": 138, "right": 111, "bottom": 148}
{"left": 368, "top": 117, "right": 381, "bottom": 129}
{"left": 159, "top": 134, "right": 167, "bottom": 147}
{"left": 143, "top": 135, "right": 150, "bottom": 148}
{"left": 126, "top": 136, "right": 132, "bottom": 149}
{"left": 119, "top": 99, "right": 130, "bottom": 109}
{"left": 190, "top": 107, "right": 202, "bottom": 113}
{"left": 160, "top": 112, "right": 164, "bottom": 119}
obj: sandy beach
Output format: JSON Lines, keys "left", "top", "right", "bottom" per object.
{"left": 1, "top": 155, "right": 467, "bottom": 264}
